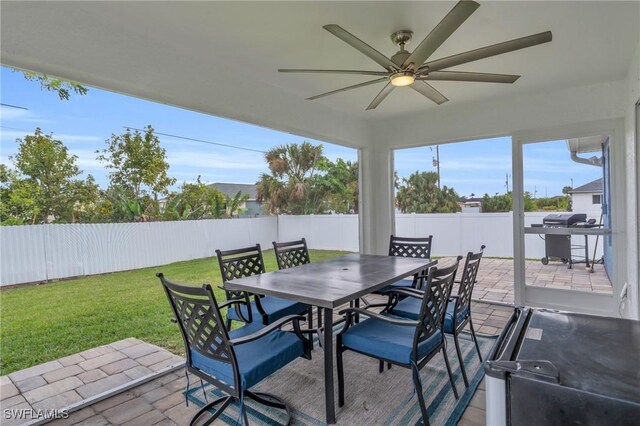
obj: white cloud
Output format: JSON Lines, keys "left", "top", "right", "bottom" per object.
{"left": 67, "top": 149, "right": 104, "bottom": 171}
{"left": 0, "top": 129, "right": 100, "bottom": 143}
{"left": 0, "top": 107, "right": 52, "bottom": 124}
{"left": 166, "top": 151, "right": 267, "bottom": 170}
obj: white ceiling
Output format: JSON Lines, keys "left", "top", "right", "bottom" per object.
{"left": 1, "top": 1, "right": 638, "bottom": 124}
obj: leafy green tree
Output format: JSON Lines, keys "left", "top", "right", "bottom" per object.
{"left": 395, "top": 171, "right": 461, "bottom": 213}
{"left": 318, "top": 159, "right": 359, "bottom": 213}
{"left": 65, "top": 175, "right": 101, "bottom": 223}
{"left": 223, "top": 191, "right": 250, "bottom": 218}
{"left": 6, "top": 128, "right": 98, "bottom": 224}
{"left": 256, "top": 142, "right": 328, "bottom": 214}
{"left": 97, "top": 126, "right": 176, "bottom": 201}
{"left": 0, "top": 164, "right": 40, "bottom": 225}
{"left": 16, "top": 70, "right": 88, "bottom": 100}
{"left": 534, "top": 196, "right": 570, "bottom": 211}
{"left": 481, "top": 192, "right": 512, "bottom": 212}
{"left": 162, "top": 177, "right": 226, "bottom": 221}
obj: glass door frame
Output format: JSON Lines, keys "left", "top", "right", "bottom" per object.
{"left": 511, "top": 119, "right": 625, "bottom": 316}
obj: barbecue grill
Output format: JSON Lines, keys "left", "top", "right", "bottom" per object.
{"left": 485, "top": 307, "right": 640, "bottom": 426}
{"left": 535, "top": 213, "right": 590, "bottom": 268}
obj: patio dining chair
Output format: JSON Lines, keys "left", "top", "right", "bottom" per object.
{"left": 444, "top": 245, "right": 485, "bottom": 387}
{"left": 386, "top": 247, "right": 485, "bottom": 388}
{"left": 158, "top": 273, "right": 311, "bottom": 426}
{"left": 272, "top": 238, "right": 322, "bottom": 330}
{"left": 364, "top": 234, "right": 434, "bottom": 309}
{"left": 336, "top": 260, "right": 461, "bottom": 426}
{"left": 273, "top": 238, "right": 311, "bottom": 270}
{"left": 216, "top": 244, "right": 312, "bottom": 330}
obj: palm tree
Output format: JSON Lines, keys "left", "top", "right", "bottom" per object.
{"left": 256, "top": 142, "right": 327, "bottom": 214}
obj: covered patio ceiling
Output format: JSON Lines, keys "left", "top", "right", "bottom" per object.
{"left": 1, "top": 1, "right": 638, "bottom": 148}
{"left": 2, "top": 1, "right": 639, "bottom": 318}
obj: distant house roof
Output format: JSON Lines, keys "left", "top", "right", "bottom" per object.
{"left": 459, "top": 197, "right": 484, "bottom": 203}
{"left": 570, "top": 178, "right": 603, "bottom": 194}
{"left": 209, "top": 183, "right": 257, "bottom": 200}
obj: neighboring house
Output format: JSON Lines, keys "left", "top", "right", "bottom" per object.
{"left": 457, "top": 197, "right": 483, "bottom": 213}
{"left": 209, "top": 182, "right": 263, "bottom": 216}
{"left": 569, "top": 178, "right": 603, "bottom": 221}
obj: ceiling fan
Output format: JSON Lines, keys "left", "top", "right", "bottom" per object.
{"left": 279, "top": 0, "right": 552, "bottom": 110}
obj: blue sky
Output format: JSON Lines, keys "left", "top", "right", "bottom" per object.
{"left": 395, "top": 138, "right": 602, "bottom": 197}
{"left": 1, "top": 66, "right": 600, "bottom": 197}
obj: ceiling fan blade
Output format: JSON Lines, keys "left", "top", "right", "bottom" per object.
{"left": 423, "top": 31, "right": 552, "bottom": 72}
{"left": 410, "top": 81, "right": 448, "bottom": 105}
{"left": 366, "top": 82, "right": 395, "bottom": 110}
{"left": 279, "top": 69, "right": 389, "bottom": 77}
{"left": 418, "top": 70, "right": 520, "bottom": 83}
{"left": 323, "top": 24, "right": 399, "bottom": 71}
{"left": 403, "top": 0, "right": 480, "bottom": 71}
{"left": 307, "top": 77, "right": 387, "bottom": 100}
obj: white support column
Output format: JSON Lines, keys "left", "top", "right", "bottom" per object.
{"left": 359, "top": 144, "right": 395, "bottom": 254}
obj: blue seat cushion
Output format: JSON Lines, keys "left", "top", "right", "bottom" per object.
{"left": 374, "top": 278, "right": 415, "bottom": 294}
{"left": 342, "top": 314, "right": 443, "bottom": 365}
{"left": 443, "top": 302, "right": 470, "bottom": 333}
{"left": 389, "top": 296, "right": 422, "bottom": 320}
{"left": 227, "top": 296, "right": 309, "bottom": 324}
{"left": 190, "top": 321, "right": 304, "bottom": 389}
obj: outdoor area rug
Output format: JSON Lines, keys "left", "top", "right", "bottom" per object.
{"left": 185, "top": 332, "right": 495, "bottom": 425}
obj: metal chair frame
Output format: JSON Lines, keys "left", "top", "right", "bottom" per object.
{"left": 364, "top": 235, "right": 434, "bottom": 309}
{"left": 216, "top": 244, "right": 313, "bottom": 330}
{"left": 158, "top": 273, "right": 311, "bottom": 426}
{"left": 336, "top": 260, "right": 461, "bottom": 426}
{"left": 272, "top": 238, "right": 323, "bottom": 334}
{"left": 447, "top": 245, "right": 485, "bottom": 387}
{"left": 273, "top": 238, "right": 311, "bottom": 270}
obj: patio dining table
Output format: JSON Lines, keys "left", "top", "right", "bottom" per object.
{"left": 224, "top": 253, "right": 437, "bottom": 424}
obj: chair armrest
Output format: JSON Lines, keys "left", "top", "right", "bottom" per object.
{"left": 338, "top": 308, "right": 419, "bottom": 327}
{"left": 449, "top": 295, "right": 459, "bottom": 300}
{"left": 219, "top": 298, "right": 248, "bottom": 310}
{"left": 229, "top": 314, "right": 307, "bottom": 346}
{"left": 386, "top": 287, "right": 424, "bottom": 299}
{"left": 217, "top": 290, "right": 253, "bottom": 323}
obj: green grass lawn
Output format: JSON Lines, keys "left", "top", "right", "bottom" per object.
{"left": 0, "top": 249, "right": 348, "bottom": 375}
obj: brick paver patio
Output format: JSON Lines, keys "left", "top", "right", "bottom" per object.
{"left": 471, "top": 257, "right": 611, "bottom": 305}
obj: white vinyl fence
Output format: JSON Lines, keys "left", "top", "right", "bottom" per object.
{"left": 0, "top": 212, "right": 603, "bottom": 286}
{"left": 0, "top": 217, "right": 277, "bottom": 286}
{"left": 277, "top": 214, "right": 359, "bottom": 252}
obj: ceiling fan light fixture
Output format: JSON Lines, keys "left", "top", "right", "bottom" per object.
{"left": 390, "top": 71, "right": 416, "bottom": 87}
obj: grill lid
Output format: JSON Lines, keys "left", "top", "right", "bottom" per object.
{"left": 542, "top": 213, "right": 587, "bottom": 227}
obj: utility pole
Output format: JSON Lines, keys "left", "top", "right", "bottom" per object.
{"left": 430, "top": 145, "right": 441, "bottom": 190}
{"left": 534, "top": 185, "right": 537, "bottom": 198}
{"left": 505, "top": 173, "right": 511, "bottom": 193}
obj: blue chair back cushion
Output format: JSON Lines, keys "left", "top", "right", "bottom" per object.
{"left": 227, "top": 296, "right": 309, "bottom": 324}
{"left": 342, "top": 315, "right": 442, "bottom": 365}
{"left": 443, "top": 302, "right": 471, "bottom": 333}
{"left": 190, "top": 322, "right": 304, "bottom": 389}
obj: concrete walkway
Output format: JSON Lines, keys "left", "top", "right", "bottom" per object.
{"left": 0, "top": 339, "right": 183, "bottom": 426}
